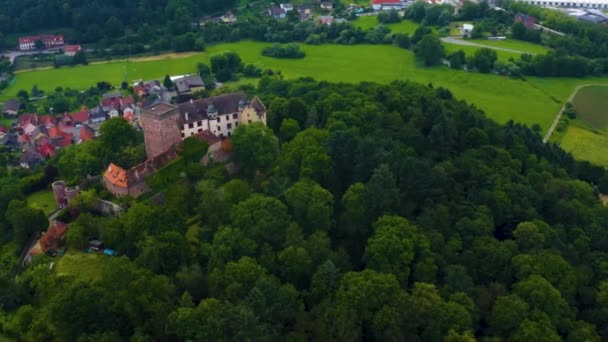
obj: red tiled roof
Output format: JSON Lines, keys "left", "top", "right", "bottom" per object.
{"left": 19, "top": 35, "right": 64, "bottom": 45}
{"left": 194, "top": 130, "right": 220, "bottom": 146}
{"left": 38, "top": 143, "right": 56, "bottom": 158}
{"left": 38, "top": 115, "right": 56, "bottom": 127}
{"left": 19, "top": 113, "right": 38, "bottom": 128}
{"left": 64, "top": 44, "right": 81, "bottom": 53}
{"left": 104, "top": 163, "right": 128, "bottom": 188}
{"left": 70, "top": 106, "right": 89, "bottom": 123}
{"left": 33, "top": 221, "right": 68, "bottom": 254}
{"left": 80, "top": 127, "right": 94, "bottom": 142}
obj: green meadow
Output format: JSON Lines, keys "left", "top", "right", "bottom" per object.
{"left": 4, "top": 40, "right": 608, "bottom": 164}
{"left": 468, "top": 38, "right": 551, "bottom": 55}
{"left": 352, "top": 16, "right": 421, "bottom": 35}
{"left": 26, "top": 189, "right": 57, "bottom": 215}
{"left": 56, "top": 251, "right": 108, "bottom": 282}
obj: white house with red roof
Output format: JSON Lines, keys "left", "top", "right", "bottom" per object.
{"left": 64, "top": 44, "right": 82, "bottom": 56}
{"left": 19, "top": 35, "right": 64, "bottom": 51}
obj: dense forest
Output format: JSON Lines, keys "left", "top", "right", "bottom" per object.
{"left": 2, "top": 78, "right": 608, "bottom": 340}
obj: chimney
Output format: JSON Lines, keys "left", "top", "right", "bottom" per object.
{"left": 185, "top": 112, "right": 189, "bottom": 122}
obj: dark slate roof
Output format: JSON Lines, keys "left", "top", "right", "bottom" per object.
{"left": 178, "top": 92, "right": 247, "bottom": 124}
{"left": 3, "top": 99, "right": 20, "bottom": 112}
{"left": 89, "top": 106, "right": 108, "bottom": 119}
{"left": 20, "top": 149, "right": 43, "bottom": 167}
{"left": 174, "top": 75, "right": 205, "bottom": 93}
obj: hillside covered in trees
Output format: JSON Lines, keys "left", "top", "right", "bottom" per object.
{"left": 2, "top": 78, "right": 608, "bottom": 340}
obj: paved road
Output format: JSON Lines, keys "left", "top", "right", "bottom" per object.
{"left": 441, "top": 37, "right": 538, "bottom": 55}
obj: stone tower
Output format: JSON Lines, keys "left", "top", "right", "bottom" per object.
{"left": 52, "top": 180, "right": 66, "bottom": 207}
{"left": 141, "top": 103, "right": 182, "bottom": 159}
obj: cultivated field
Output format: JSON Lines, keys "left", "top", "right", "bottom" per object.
{"left": 572, "top": 86, "right": 608, "bottom": 130}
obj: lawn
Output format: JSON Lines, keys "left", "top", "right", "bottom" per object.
{"left": 26, "top": 189, "right": 57, "bottom": 215}
{"left": 572, "top": 86, "right": 608, "bottom": 130}
{"left": 352, "top": 16, "right": 420, "bottom": 35}
{"left": 444, "top": 42, "right": 523, "bottom": 62}
{"left": 468, "top": 38, "right": 551, "bottom": 55}
{"left": 559, "top": 123, "right": 608, "bottom": 167}
{"left": 55, "top": 251, "right": 108, "bottom": 282}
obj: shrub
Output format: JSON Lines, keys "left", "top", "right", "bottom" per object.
{"left": 262, "top": 44, "right": 305, "bottom": 59}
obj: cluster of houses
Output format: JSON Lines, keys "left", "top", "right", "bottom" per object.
{"left": 102, "top": 92, "right": 267, "bottom": 198}
{"left": 17, "top": 34, "right": 82, "bottom": 56}
{"left": 1, "top": 92, "right": 140, "bottom": 169}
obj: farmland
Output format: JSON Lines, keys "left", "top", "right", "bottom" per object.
{"left": 572, "top": 86, "right": 608, "bottom": 130}
{"left": 2, "top": 41, "right": 608, "bottom": 152}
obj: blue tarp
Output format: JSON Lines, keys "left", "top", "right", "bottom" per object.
{"left": 103, "top": 249, "right": 117, "bottom": 256}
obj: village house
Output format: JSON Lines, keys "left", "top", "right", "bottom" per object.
{"left": 220, "top": 10, "right": 238, "bottom": 23}
{"left": 3, "top": 99, "right": 20, "bottom": 117}
{"left": 19, "top": 149, "right": 43, "bottom": 169}
{"left": 89, "top": 106, "right": 108, "bottom": 124}
{"left": 178, "top": 92, "right": 267, "bottom": 139}
{"left": 64, "top": 44, "right": 82, "bottom": 56}
{"left": 372, "top": 0, "right": 407, "bottom": 10}
{"left": 25, "top": 221, "right": 68, "bottom": 263}
{"left": 19, "top": 35, "right": 64, "bottom": 50}
{"left": 297, "top": 5, "right": 312, "bottom": 20}
{"left": 514, "top": 13, "right": 537, "bottom": 27}
{"left": 268, "top": 4, "right": 287, "bottom": 19}
{"left": 461, "top": 23, "right": 474, "bottom": 38}
{"left": 172, "top": 74, "right": 205, "bottom": 98}
{"left": 281, "top": 3, "right": 294, "bottom": 11}
{"left": 320, "top": 1, "right": 334, "bottom": 10}
{"left": 318, "top": 15, "right": 335, "bottom": 25}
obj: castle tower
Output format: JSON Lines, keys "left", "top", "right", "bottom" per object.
{"left": 64, "top": 186, "right": 80, "bottom": 204}
{"left": 51, "top": 181, "right": 66, "bottom": 208}
{"left": 141, "top": 103, "right": 182, "bottom": 159}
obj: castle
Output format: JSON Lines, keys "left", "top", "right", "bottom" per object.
{"left": 102, "top": 92, "right": 267, "bottom": 197}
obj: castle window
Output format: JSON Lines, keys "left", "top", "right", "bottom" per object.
{"left": 181, "top": 132, "right": 185, "bottom": 137}
{"left": 248, "top": 120, "right": 252, "bottom": 123}
{"left": 188, "top": 123, "right": 194, "bottom": 129}
{"left": 218, "top": 116, "right": 221, "bottom": 122}
{"left": 233, "top": 113, "right": 238, "bottom": 119}
{"left": 198, "top": 128, "right": 203, "bottom": 133}
{"left": 227, "top": 123, "right": 232, "bottom": 129}
{"left": 197, "top": 121, "right": 202, "bottom": 127}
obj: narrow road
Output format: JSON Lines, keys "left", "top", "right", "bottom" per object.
{"left": 542, "top": 84, "right": 594, "bottom": 143}
{"left": 440, "top": 37, "right": 538, "bottom": 55}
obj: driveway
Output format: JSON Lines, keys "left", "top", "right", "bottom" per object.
{"left": 441, "top": 37, "right": 538, "bottom": 55}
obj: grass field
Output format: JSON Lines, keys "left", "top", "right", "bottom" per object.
{"left": 1, "top": 41, "right": 604, "bottom": 131}
{"left": 444, "top": 43, "right": 523, "bottom": 62}
{"left": 3, "top": 41, "right": 608, "bottom": 135}
{"left": 56, "top": 251, "right": 108, "bottom": 282}
{"left": 26, "top": 190, "right": 57, "bottom": 215}
{"left": 559, "top": 123, "right": 608, "bottom": 167}
{"left": 468, "top": 38, "right": 551, "bottom": 55}
{"left": 352, "top": 16, "right": 420, "bottom": 34}
{"left": 572, "top": 86, "right": 608, "bottom": 130}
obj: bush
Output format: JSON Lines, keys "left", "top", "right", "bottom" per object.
{"left": 242, "top": 64, "right": 263, "bottom": 77}
{"left": 262, "top": 44, "right": 305, "bottom": 59}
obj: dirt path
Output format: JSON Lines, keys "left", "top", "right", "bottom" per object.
{"left": 440, "top": 37, "right": 539, "bottom": 55}
{"left": 542, "top": 84, "right": 595, "bottom": 143}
